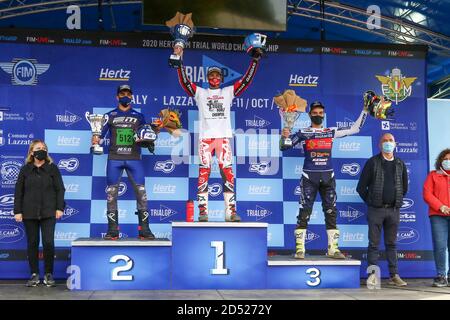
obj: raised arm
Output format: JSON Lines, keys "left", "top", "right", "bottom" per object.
{"left": 334, "top": 108, "right": 369, "bottom": 138}
{"left": 177, "top": 65, "right": 197, "bottom": 97}
{"left": 234, "top": 59, "right": 259, "bottom": 97}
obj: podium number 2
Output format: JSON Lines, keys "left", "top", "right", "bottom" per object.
{"left": 306, "top": 267, "right": 321, "bottom": 287}
{"left": 211, "top": 241, "right": 229, "bottom": 275}
{"left": 110, "top": 255, "right": 134, "bottom": 281}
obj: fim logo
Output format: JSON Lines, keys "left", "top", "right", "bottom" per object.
{"left": 57, "top": 158, "right": 79, "bottom": 173}
{"left": 341, "top": 163, "right": 361, "bottom": 176}
{"left": 0, "top": 58, "right": 50, "bottom": 85}
{"left": 208, "top": 183, "right": 222, "bottom": 197}
{"left": 62, "top": 205, "right": 79, "bottom": 221}
{"left": 246, "top": 205, "right": 273, "bottom": 221}
{"left": 249, "top": 161, "right": 270, "bottom": 175}
{"left": 376, "top": 68, "right": 417, "bottom": 104}
{"left": 154, "top": 160, "right": 176, "bottom": 174}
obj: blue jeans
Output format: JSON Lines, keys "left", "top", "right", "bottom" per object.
{"left": 430, "top": 215, "right": 450, "bottom": 277}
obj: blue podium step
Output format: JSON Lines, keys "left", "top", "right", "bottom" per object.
{"left": 267, "top": 255, "right": 361, "bottom": 289}
{"left": 69, "top": 225, "right": 363, "bottom": 290}
{"left": 171, "top": 222, "right": 268, "bottom": 289}
{"left": 70, "top": 238, "right": 171, "bottom": 290}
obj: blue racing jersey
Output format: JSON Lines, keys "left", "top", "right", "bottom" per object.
{"left": 100, "top": 107, "right": 146, "bottom": 160}
{"left": 281, "top": 109, "right": 368, "bottom": 172}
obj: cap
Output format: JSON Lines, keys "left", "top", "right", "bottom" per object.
{"left": 309, "top": 101, "right": 325, "bottom": 112}
{"left": 117, "top": 84, "right": 132, "bottom": 94}
{"left": 207, "top": 66, "right": 223, "bottom": 76}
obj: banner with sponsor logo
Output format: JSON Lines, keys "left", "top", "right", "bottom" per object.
{"left": 0, "top": 29, "right": 430, "bottom": 278}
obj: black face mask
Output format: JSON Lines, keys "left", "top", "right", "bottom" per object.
{"left": 33, "top": 150, "right": 47, "bottom": 161}
{"left": 310, "top": 115, "right": 324, "bottom": 125}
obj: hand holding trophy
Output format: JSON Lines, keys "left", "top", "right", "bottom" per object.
{"left": 85, "top": 112, "right": 108, "bottom": 154}
{"left": 151, "top": 108, "right": 183, "bottom": 137}
{"left": 363, "top": 90, "right": 394, "bottom": 120}
{"left": 166, "top": 12, "right": 195, "bottom": 68}
{"left": 274, "top": 90, "right": 307, "bottom": 148}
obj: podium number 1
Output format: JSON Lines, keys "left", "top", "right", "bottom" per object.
{"left": 110, "top": 255, "right": 134, "bottom": 281}
{"left": 211, "top": 241, "right": 229, "bottom": 275}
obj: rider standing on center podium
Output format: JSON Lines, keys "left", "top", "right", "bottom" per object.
{"left": 174, "top": 34, "right": 266, "bottom": 222}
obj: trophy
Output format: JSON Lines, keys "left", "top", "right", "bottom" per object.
{"left": 166, "top": 12, "right": 195, "bottom": 68}
{"left": 274, "top": 90, "right": 307, "bottom": 147}
{"left": 364, "top": 90, "right": 394, "bottom": 120}
{"left": 85, "top": 112, "right": 108, "bottom": 154}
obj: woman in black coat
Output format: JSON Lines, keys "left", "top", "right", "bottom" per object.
{"left": 14, "top": 139, "right": 65, "bottom": 287}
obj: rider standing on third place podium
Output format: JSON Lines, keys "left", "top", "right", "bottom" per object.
{"left": 281, "top": 100, "right": 369, "bottom": 259}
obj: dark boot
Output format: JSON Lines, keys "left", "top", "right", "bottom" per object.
{"left": 137, "top": 210, "right": 155, "bottom": 240}
{"left": 104, "top": 211, "right": 119, "bottom": 240}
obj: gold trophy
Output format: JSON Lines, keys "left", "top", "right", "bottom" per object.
{"left": 274, "top": 90, "right": 307, "bottom": 147}
{"left": 166, "top": 12, "right": 195, "bottom": 68}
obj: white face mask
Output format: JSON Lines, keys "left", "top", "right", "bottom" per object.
{"left": 442, "top": 159, "right": 450, "bottom": 171}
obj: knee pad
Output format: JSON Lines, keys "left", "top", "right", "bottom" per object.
{"left": 220, "top": 165, "right": 234, "bottom": 193}
{"left": 134, "top": 184, "right": 148, "bottom": 211}
{"left": 297, "top": 208, "right": 313, "bottom": 228}
{"left": 198, "top": 166, "right": 211, "bottom": 193}
{"left": 106, "top": 184, "right": 119, "bottom": 212}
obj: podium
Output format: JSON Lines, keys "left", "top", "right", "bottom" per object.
{"left": 171, "top": 222, "right": 268, "bottom": 289}
{"left": 70, "top": 223, "right": 362, "bottom": 290}
{"left": 267, "top": 255, "right": 361, "bottom": 289}
{"left": 70, "top": 238, "right": 171, "bottom": 290}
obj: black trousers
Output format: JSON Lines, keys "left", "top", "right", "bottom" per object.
{"left": 297, "top": 171, "right": 337, "bottom": 230}
{"left": 367, "top": 206, "right": 400, "bottom": 276}
{"left": 23, "top": 217, "right": 56, "bottom": 275}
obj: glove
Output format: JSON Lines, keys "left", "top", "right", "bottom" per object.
{"left": 147, "top": 141, "right": 155, "bottom": 154}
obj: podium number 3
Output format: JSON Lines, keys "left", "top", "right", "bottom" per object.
{"left": 110, "top": 255, "right": 134, "bottom": 281}
{"left": 211, "top": 241, "right": 229, "bottom": 275}
{"left": 306, "top": 267, "right": 321, "bottom": 287}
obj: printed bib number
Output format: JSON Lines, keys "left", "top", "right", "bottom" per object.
{"left": 116, "top": 128, "right": 134, "bottom": 146}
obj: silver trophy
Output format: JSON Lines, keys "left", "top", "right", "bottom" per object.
{"left": 85, "top": 112, "right": 108, "bottom": 155}
{"left": 166, "top": 12, "right": 195, "bottom": 68}
{"left": 274, "top": 90, "right": 307, "bottom": 148}
{"left": 279, "top": 109, "right": 301, "bottom": 147}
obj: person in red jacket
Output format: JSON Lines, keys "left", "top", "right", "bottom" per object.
{"left": 423, "top": 148, "right": 450, "bottom": 287}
